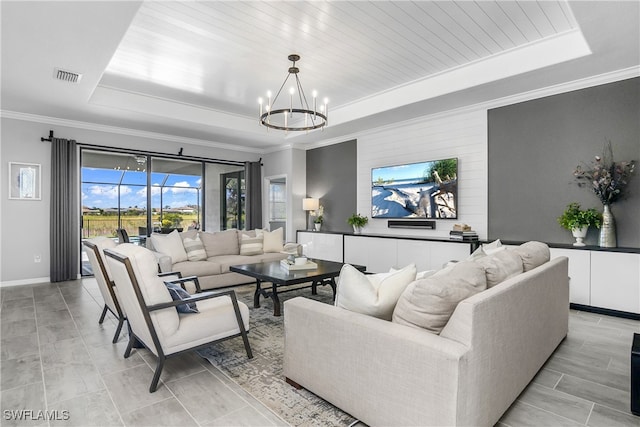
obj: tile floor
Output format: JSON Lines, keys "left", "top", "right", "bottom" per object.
{"left": 1, "top": 278, "right": 639, "bottom": 426}
{"left": 0, "top": 278, "right": 286, "bottom": 427}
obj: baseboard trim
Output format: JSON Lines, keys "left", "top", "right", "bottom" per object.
{"left": 570, "top": 303, "right": 640, "bottom": 321}
{"left": 0, "top": 277, "right": 51, "bottom": 288}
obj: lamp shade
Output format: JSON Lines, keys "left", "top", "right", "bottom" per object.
{"left": 303, "top": 198, "right": 319, "bottom": 211}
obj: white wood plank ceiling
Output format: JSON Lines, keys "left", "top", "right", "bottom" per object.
{"left": 102, "top": 1, "right": 579, "bottom": 118}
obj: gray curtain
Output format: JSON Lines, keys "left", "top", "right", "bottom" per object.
{"left": 244, "top": 161, "right": 262, "bottom": 230}
{"left": 50, "top": 137, "right": 78, "bottom": 282}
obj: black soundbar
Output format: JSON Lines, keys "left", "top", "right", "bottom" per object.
{"left": 387, "top": 220, "right": 436, "bottom": 229}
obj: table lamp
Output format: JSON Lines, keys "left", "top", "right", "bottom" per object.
{"left": 303, "top": 198, "right": 319, "bottom": 231}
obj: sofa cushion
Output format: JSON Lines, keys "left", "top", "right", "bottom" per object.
{"left": 512, "top": 241, "right": 550, "bottom": 272}
{"left": 182, "top": 235, "right": 207, "bottom": 261}
{"left": 257, "top": 252, "right": 289, "bottom": 263}
{"left": 335, "top": 263, "right": 417, "bottom": 321}
{"left": 392, "top": 261, "right": 487, "bottom": 334}
{"left": 200, "top": 230, "right": 239, "bottom": 257}
{"left": 474, "top": 249, "right": 523, "bottom": 288}
{"left": 149, "top": 230, "right": 188, "bottom": 263}
{"left": 212, "top": 255, "right": 263, "bottom": 273}
{"left": 240, "top": 231, "right": 264, "bottom": 255}
{"left": 172, "top": 260, "right": 221, "bottom": 277}
{"left": 263, "top": 227, "right": 284, "bottom": 253}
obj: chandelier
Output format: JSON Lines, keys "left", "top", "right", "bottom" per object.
{"left": 258, "top": 54, "right": 328, "bottom": 132}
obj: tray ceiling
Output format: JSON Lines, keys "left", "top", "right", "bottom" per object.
{"left": 2, "top": 1, "right": 638, "bottom": 151}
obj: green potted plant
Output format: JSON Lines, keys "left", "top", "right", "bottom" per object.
{"left": 347, "top": 213, "right": 368, "bottom": 234}
{"left": 313, "top": 205, "right": 324, "bottom": 231}
{"left": 557, "top": 202, "right": 602, "bottom": 246}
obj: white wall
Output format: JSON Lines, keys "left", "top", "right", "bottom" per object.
{"left": 356, "top": 109, "right": 488, "bottom": 239}
{"left": 0, "top": 117, "right": 260, "bottom": 285}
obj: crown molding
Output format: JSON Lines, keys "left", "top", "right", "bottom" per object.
{"left": 3, "top": 67, "right": 637, "bottom": 155}
{"left": 304, "top": 66, "right": 640, "bottom": 150}
{"left": 0, "top": 110, "right": 266, "bottom": 154}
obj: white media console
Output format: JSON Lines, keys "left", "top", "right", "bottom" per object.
{"left": 297, "top": 231, "right": 640, "bottom": 316}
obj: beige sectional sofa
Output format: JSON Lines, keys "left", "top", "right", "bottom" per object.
{"left": 147, "top": 228, "right": 297, "bottom": 291}
{"left": 284, "top": 242, "right": 569, "bottom": 426}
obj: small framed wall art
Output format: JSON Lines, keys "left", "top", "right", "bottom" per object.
{"left": 8, "top": 162, "right": 41, "bottom": 200}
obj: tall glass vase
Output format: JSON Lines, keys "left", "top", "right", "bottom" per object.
{"left": 599, "top": 204, "right": 616, "bottom": 248}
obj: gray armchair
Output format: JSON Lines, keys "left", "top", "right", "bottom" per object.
{"left": 104, "top": 243, "right": 253, "bottom": 392}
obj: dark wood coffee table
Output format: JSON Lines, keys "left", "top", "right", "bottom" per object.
{"left": 230, "top": 259, "right": 366, "bottom": 316}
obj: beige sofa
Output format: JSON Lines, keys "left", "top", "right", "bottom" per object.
{"left": 283, "top": 243, "right": 569, "bottom": 426}
{"left": 147, "top": 228, "right": 297, "bottom": 291}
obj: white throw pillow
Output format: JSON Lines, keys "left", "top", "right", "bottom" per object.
{"left": 474, "top": 249, "right": 523, "bottom": 287}
{"left": 182, "top": 235, "right": 207, "bottom": 261}
{"left": 392, "top": 261, "right": 487, "bottom": 334}
{"left": 239, "top": 231, "right": 264, "bottom": 255}
{"left": 390, "top": 266, "right": 435, "bottom": 280}
{"left": 149, "top": 229, "right": 188, "bottom": 263}
{"left": 511, "top": 241, "right": 550, "bottom": 272}
{"left": 263, "top": 227, "right": 284, "bottom": 253}
{"left": 482, "top": 239, "right": 505, "bottom": 255}
{"left": 336, "top": 263, "right": 417, "bottom": 321}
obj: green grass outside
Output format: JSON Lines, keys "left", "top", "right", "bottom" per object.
{"left": 82, "top": 214, "right": 200, "bottom": 238}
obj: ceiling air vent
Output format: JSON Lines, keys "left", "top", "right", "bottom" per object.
{"left": 54, "top": 68, "right": 82, "bottom": 83}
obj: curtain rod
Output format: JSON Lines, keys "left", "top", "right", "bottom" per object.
{"left": 40, "top": 129, "right": 247, "bottom": 166}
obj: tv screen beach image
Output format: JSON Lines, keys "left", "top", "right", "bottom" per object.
{"left": 371, "top": 158, "right": 457, "bottom": 219}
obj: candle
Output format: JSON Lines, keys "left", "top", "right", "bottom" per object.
{"left": 289, "top": 87, "right": 295, "bottom": 116}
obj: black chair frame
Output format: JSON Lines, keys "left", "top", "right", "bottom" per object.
{"left": 104, "top": 249, "right": 253, "bottom": 392}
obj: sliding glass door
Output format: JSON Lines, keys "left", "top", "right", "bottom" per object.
{"left": 150, "top": 158, "right": 203, "bottom": 233}
{"left": 81, "top": 150, "right": 204, "bottom": 275}
{"left": 221, "top": 170, "right": 245, "bottom": 230}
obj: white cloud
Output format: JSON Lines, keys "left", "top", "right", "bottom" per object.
{"left": 87, "top": 185, "right": 132, "bottom": 198}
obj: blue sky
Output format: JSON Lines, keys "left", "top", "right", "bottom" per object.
{"left": 371, "top": 161, "right": 435, "bottom": 183}
{"left": 82, "top": 168, "right": 201, "bottom": 209}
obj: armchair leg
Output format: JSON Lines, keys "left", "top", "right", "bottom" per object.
{"left": 98, "top": 305, "right": 108, "bottom": 324}
{"left": 229, "top": 291, "right": 253, "bottom": 359}
{"left": 124, "top": 335, "right": 135, "bottom": 358}
{"left": 150, "top": 357, "right": 165, "bottom": 393}
{"left": 241, "top": 330, "right": 253, "bottom": 359}
{"left": 112, "top": 317, "right": 124, "bottom": 344}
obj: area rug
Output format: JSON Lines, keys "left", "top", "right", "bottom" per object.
{"left": 198, "top": 283, "right": 358, "bottom": 427}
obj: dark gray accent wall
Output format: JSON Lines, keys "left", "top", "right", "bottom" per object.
{"left": 488, "top": 77, "right": 640, "bottom": 247}
{"left": 307, "top": 140, "right": 357, "bottom": 233}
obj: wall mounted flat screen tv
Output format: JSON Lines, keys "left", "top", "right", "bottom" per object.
{"left": 371, "top": 158, "right": 458, "bottom": 219}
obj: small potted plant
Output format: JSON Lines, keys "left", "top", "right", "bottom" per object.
{"left": 347, "top": 213, "right": 368, "bottom": 234}
{"left": 313, "top": 205, "right": 324, "bottom": 231}
{"left": 557, "top": 202, "right": 602, "bottom": 246}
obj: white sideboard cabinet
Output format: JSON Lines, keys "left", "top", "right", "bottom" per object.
{"left": 297, "top": 231, "right": 343, "bottom": 263}
{"left": 590, "top": 251, "right": 640, "bottom": 314}
{"left": 549, "top": 248, "right": 591, "bottom": 306}
{"left": 547, "top": 247, "right": 640, "bottom": 315}
{"left": 297, "top": 231, "right": 474, "bottom": 274}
